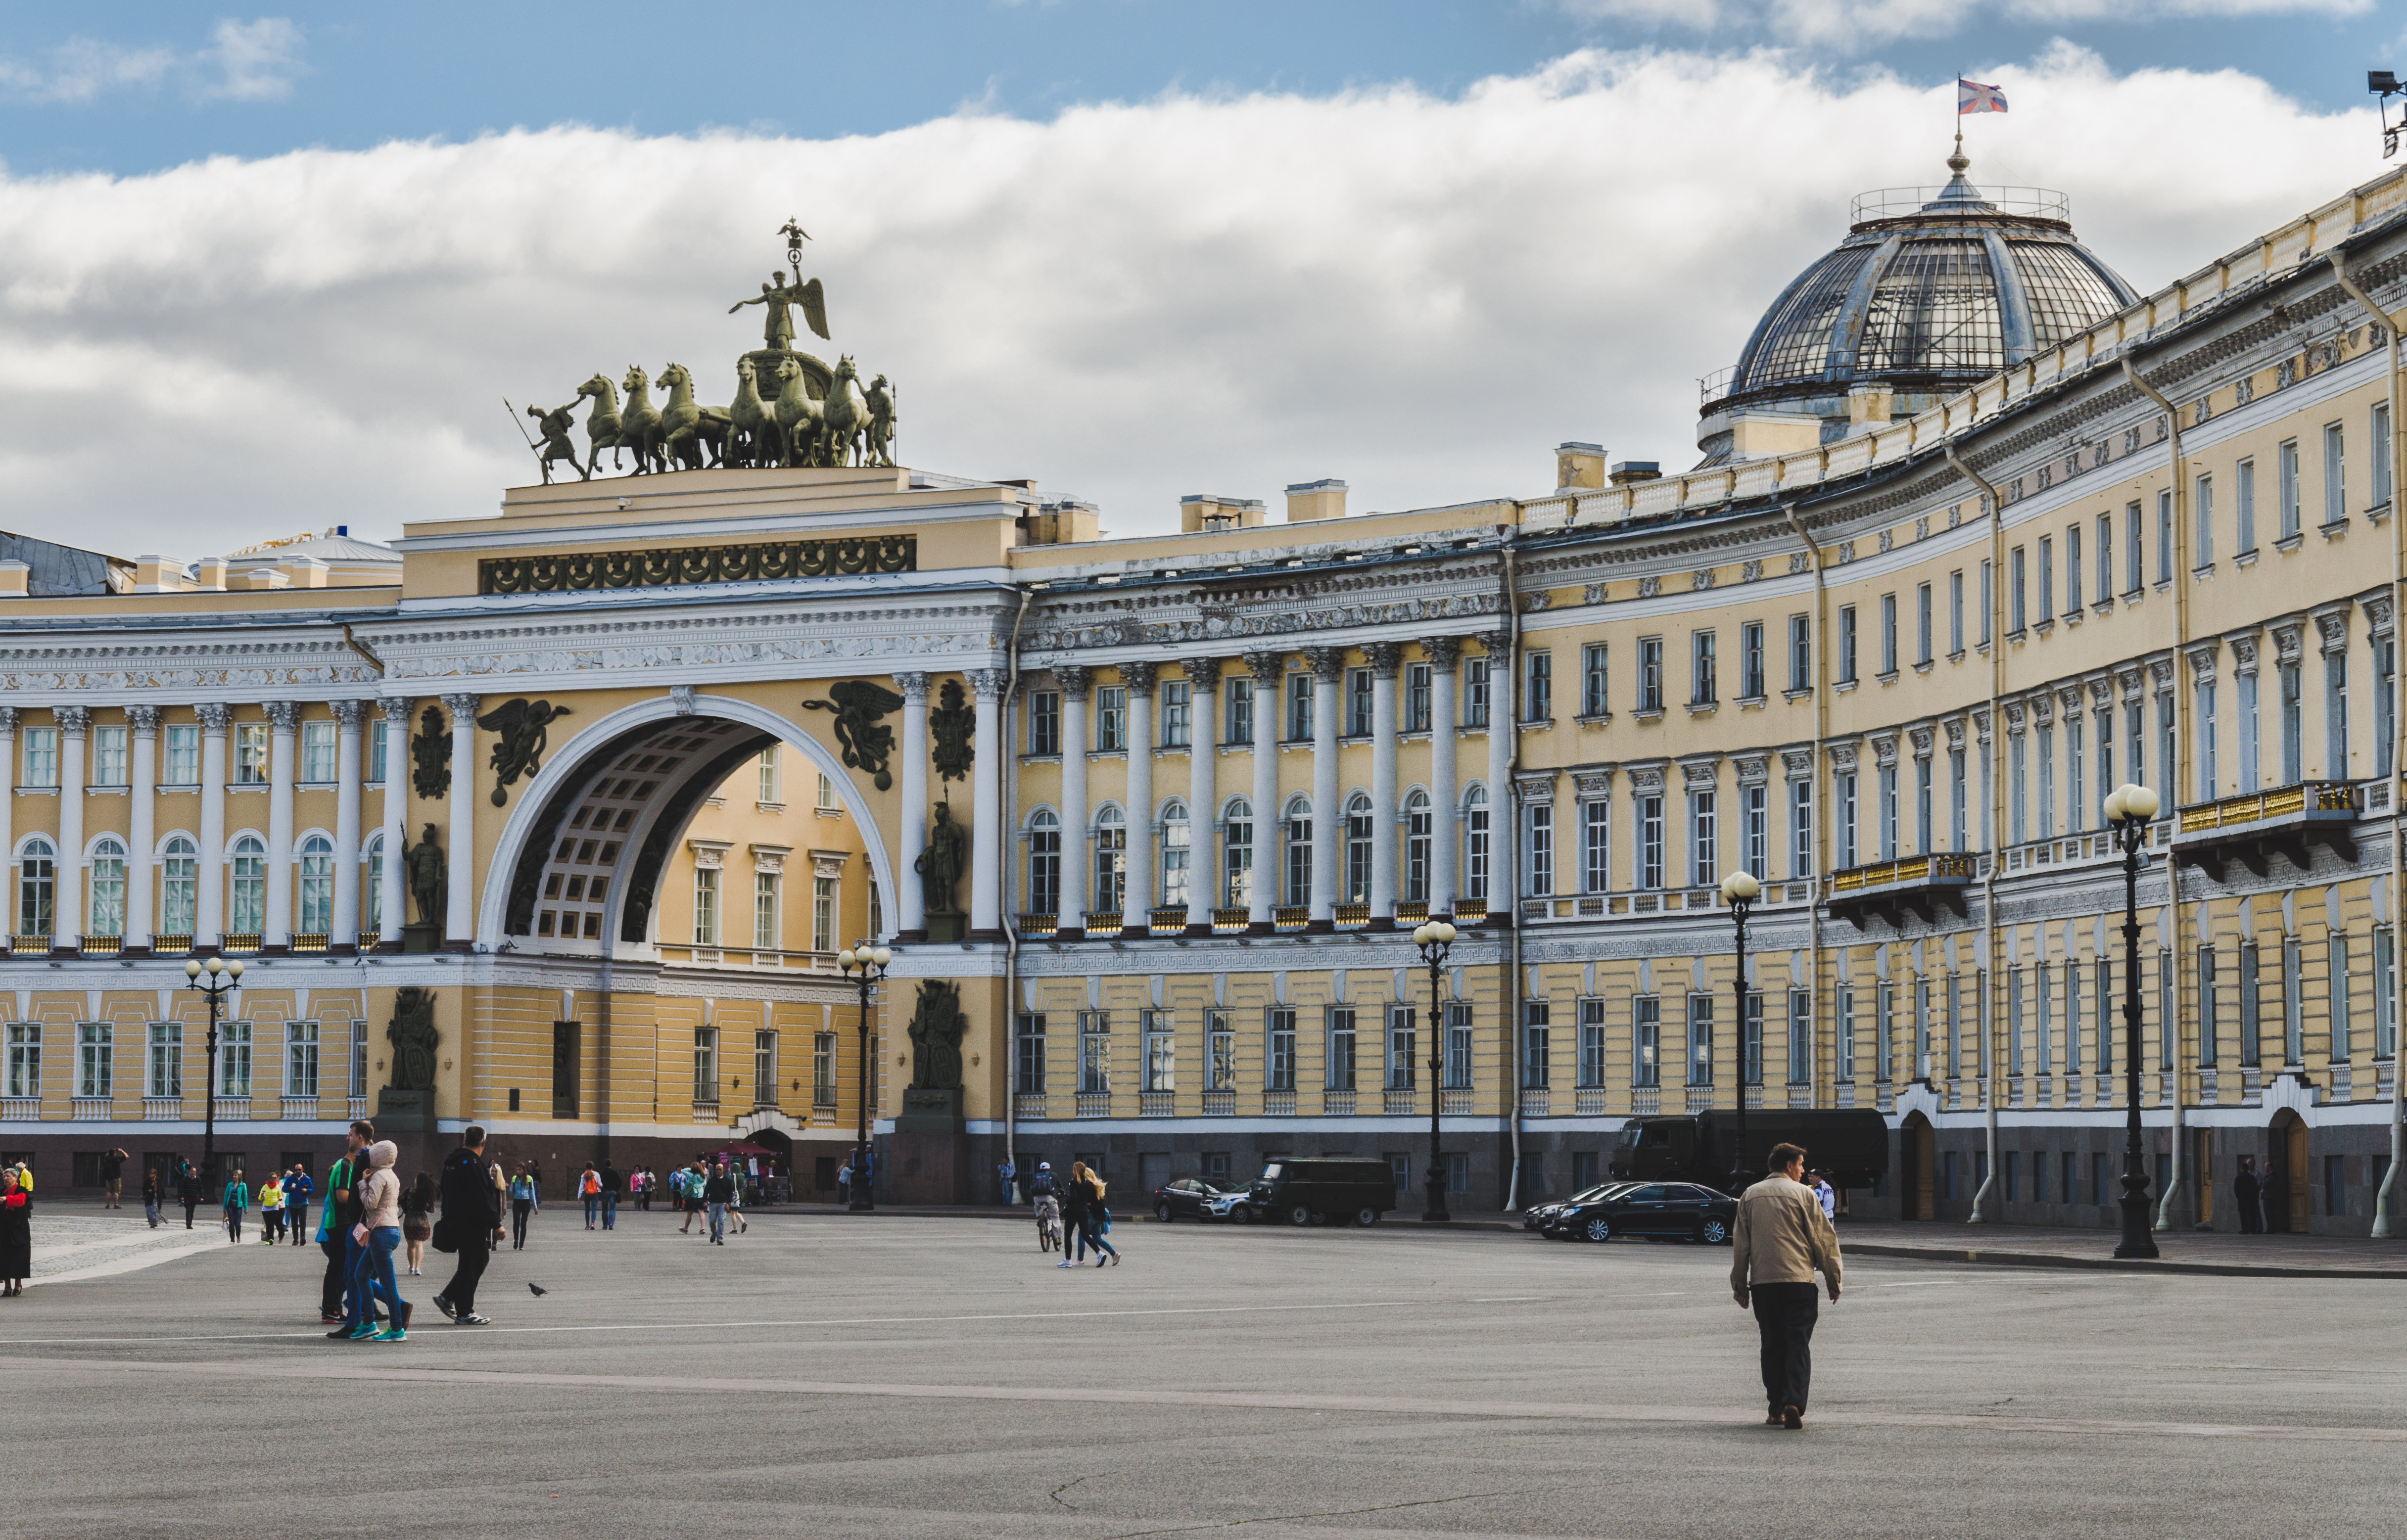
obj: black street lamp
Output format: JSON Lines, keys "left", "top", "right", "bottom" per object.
{"left": 1717, "top": 870, "right": 1762, "bottom": 1195}
{"left": 838, "top": 942, "right": 890, "bottom": 1213}
{"left": 2104, "top": 781, "right": 2163, "bottom": 1260}
{"left": 1411, "top": 919, "right": 1458, "bottom": 1223}
{"left": 182, "top": 955, "right": 243, "bottom": 1195}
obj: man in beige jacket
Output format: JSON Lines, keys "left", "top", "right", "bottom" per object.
{"left": 1730, "top": 1142, "right": 1842, "bottom": 1429}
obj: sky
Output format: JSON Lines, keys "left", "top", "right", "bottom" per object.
{"left": 0, "top": 0, "right": 2398, "bottom": 558}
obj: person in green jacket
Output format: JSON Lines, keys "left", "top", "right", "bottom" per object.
{"left": 223, "top": 1175, "right": 249, "bottom": 1245}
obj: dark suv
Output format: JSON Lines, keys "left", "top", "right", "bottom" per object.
{"left": 1246, "top": 1157, "right": 1397, "bottom": 1226}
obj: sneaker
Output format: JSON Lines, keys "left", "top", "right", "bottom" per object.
{"left": 346, "top": 1322, "right": 378, "bottom": 1340}
{"left": 326, "top": 1326, "right": 358, "bottom": 1339}
{"left": 455, "top": 1312, "right": 492, "bottom": 1325}
{"left": 1055, "top": 1260, "right": 1075, "bottom": 1268}
{"left": 374, "top": 1327, "right": 406, "bottom": 1342}
{"left": 432, "top": 1294, "right": 457, "bottom": 1321}
{"left": 322, "top": 1314, "right": 342, "bottom": 1325}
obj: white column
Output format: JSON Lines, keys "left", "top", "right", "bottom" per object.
{"left": 1307, "top": 648, "right": 1342, "bottom": 931}
{"left": 196, "top": 703, "right": 228, "bottom": 946}
{"left": 1055, "top": 666, "right": 1091, "bottom": 937}
{"left": 892, "top": 672, "right": 930, "bottom": 941}
{"left": 441, "top": 693, "right": 478, "bottom": 948}
{"left": 1122, "top": 662, "right": 1156, "bottom": 935}
{"left": 378, "top": 699, "right": 410, "bottom": 945}
{"left": 264, "top": 701, "right": 296, "bottom": 947}
{"left": 1427, "top": 638, "right": 1461, "bottom": 916}
{"left": 1367, "top": 643, "right": 1401, "bottom": 929}
{"left": 1244, "top": 652, "right": 1282, "bottom": 933}
{"left": 127, "top": 706, "right": 158, "bottom": 950}
{"left": 56, "top": 707, "right": 87, "bottom": 943}
{"left": 331, "top": 700, "right": 366, "bottom": 951}
{"left": 0, "top": 709, "right": 15, "bottom": 940}
{"left": 1182, "top": 658, "right": 1219, "bottom": 933}
{"left": 969, "top": 669, "right": 1006, "bottom": 940}
{"left": 1480, "top": 630, "right": 1516, "bottom": 925}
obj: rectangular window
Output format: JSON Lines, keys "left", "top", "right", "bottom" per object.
{"left": 1789, "top": 614, "right": 1811, "bottom": 691}
{"left": 1097, "top": 686, "right": 1128, "bottom": 751}
{"left": 1915, "top": 583, "right": 1932, "bottom": 665}
{"left": 554, "top": 1022, "right": 582, "bottom": 1117}
{"left": 1524, "top": 800, "right": 1554, "bottom": 896}
{"left": 1281, "top": 672, "right": 1312, "bottom": 742}
{"left": 2097, "top": 513, "right": 2114, "bottom": 602}
{"left": 746, "top": 871, "right": 780, "bottom": 949}
{"left": 1949, "top": 748, "right": 1967, "bottom": 851}
{"left": 1743, "top": 991, "right": 1764, "bottom": 1086}
{"left": 2324, "top": 421, "right": 2346, "bottom": 525}
{"left": 2278, "top": 439, "right": 2301, "bottom": 540}
{"left": 2193, "top": 473, "right": 2214, "bottom": 566}
{"left": 1581, "top": 800, "right": 1610, "bottom": 893}
{"left": 1633, "top": 997, "right": 1660, "bottom": 1088}
{"left": 817, "top": 772, "right": 839, "bottom": 811}
{"left": 1265, "top": 1008, "right": 1296, "bottom": 1092}
{"left": 1880, "top": 593, "right": 1897, "bottom": 673}
{"left": 1463, "top": 657, "right": 1489, "bottom": 729}
{"left": 1522, "top": 651, "right": 1552, "bottom": 723}
{"left": 1208, "top": 1009, "right": 1234, "bottom": 1092}
{"left": 692, "top": 866, "right": 720, "bottom": 947}
{"left": 1691, "top": 631, "right": 1716, "bottom": 705}
{"left": 1980, "top": 558, "right": 1993, "bottom": 644}
{"left": 164, "top": 724, "right": 199, "bottom": 786}
{"left": 753, "top": 1030, "right": 777, "bottom": 1105}
{"left": 216, "top": 1021, "right": 251, "bottom": 1098}
{"left": 23, "top": 726, "right": 57, "bottom": 789}
{"left": 2067, "top": 718, "right": 2086, "bottom": 833}
{"left": 283, "top": 1020, "right": 317, "bottom": 1100}
{"left": 1914, "top": 755, "right": 1932, "bottom": 854}
{"left": 1639, "top": 793, "right": 1664, "bottom": 889}
{"left": 370, "top": 719, "right": 388, "bottom": 785}
{"left": 2036, "top": 539, "right": 2054, "bottom": 623}
{"left": 1577, "top": 997, "right": 1608, "bottom": 1088}
{"left": 1744, "top": 781, "right": 1768, "bottom": 879}
{"left": 2333, "top": 933, "right": 2353, "bottom": 1063}
{"left": 1386, "top": 1005, "right": 1416, "bottom": 1091}
{"left": 2158, "top": 489, "right": 2175, "bottom": 583}
{"left": 691, "top": 1026, "right": 717, "bottom": 1107}
{"left": 1161, "top": 681, "right": 1192, "bottom": 747}
{"left": 1876, "top": 982, "right": 1894, "bottom": 1083}
{"left": 2237, "top": 671, "right": 2259, "bottom": 789}
{"left": 1346, "top": 669, "right": 1372, "bottom": 737}
{"left": 76, "top": 1021, "right": 112, "bottom": 1099}
{"left": 2236, "top": 458, "right": 2256, "bottom": 552}
{"left": 1790, "top": 779, "right": 1813, "bottom": 879}
{"left": 1689, "top": 790, "right": 1716, "bottom": 887}
{"left": 1581, "top": 643, "right": 1608, "bottom": 718}
{"left": 1521, "top": 1000, "right": 1551, "bottom": 1089}
{"left": 2327, "top": 646, "right": 2351, "bottom": 777}
{"left": 1028, "top": 692, "right": 1060, "bottom": 757}
{"left": 2009, "top": 732, "right": 2027, "bottom": 844}
{"left": 1948, "top": 570, "right": 1964, "bottom": 654}
{"left": 1837, "top": 771, "right": 1857, "bottom": 868}
{"left": 1397, "top": 668, "right": 1424, "bottom": 735}
{"left": 754, "top": 746, "right": 781, "bottom": 804}
{"left": 1639, "top": 637, "right": 1663, "bottom": 710}
{"left": 1685, "top": 994, "right": 1712, "bottom": 1087}
{"left": 1079, "top": 1011, "right": 1112, "bottom": 1095}
{"left": 807, "top": 873, "right": 837, "bottom": 951}
{"left": 2376, "top": 402, "right": 2394, "bottom": 510}
{"left": 1787, "top": 989, "right": 1810, "bottom": 1085}
{"left": 5, "top": 1023, "right": 38, "bottom": 1099}
{"left": 1012, "top": 1013, "right": 1047, "bottom": 1096}
{"left": 2283, "top": 936, "right": 2304, "bottom": 1065}
{"left": 1143, "top": 1010, "right": 1175, "bottom": 1093}
{"left": 1229, "top": 676, "right": 1257, "bottom": 744}
{"left": 2009, "top": 549, "right": 2027, "bottom": 632}
{"left": 1878, "top": 764, "right": 1898, "bottom": 861}
{"left": 2378, "top": 636, "right": 2398, "bottom": 780}
{"left": 2037, "top": 725, "right": 2055, "bottom": 838}
{"left": 146, "top": 1021, "right": 182, "bottom": 1099}
{"left": 1445, "top": 1002, "right": 1474, "bottom": 1090}
{"left": 1835, "top": 983, "right": 1856, "bottom": 1081}
{"left": 2379, "top": 928, "right": 2399, "bottom": 1060}
{"left": 234, "top": 723, "right": 268, "bottom": 785}
{"left": 1839, "top": 606, "right": 1858, "bottom": 682}
{"left": 2125, "top": 501, "right": 2144, "bottom": 592}
{"left": 2159, "top": 693, "right": 2177, "bottom": 810}
{"left": 301, "top": 720, "right": 335, "bottom": 783}
{"left": 818, "top": 1027, "right": 843, "bottom": 1103}
{"left": 93, "top": 726, "right": 127, "bottom": 788}
{"left": 2199, "top": 946, "right": 2218, "bottom": 1069}
{"left": 1740, "top": 621, "right": 1764, "bottom": 700}
{"left": 2196, "top": 682, "right": 2218, "bottom": 800}
{"left": 2065, "top": 526, "right": 2081, "bottom": 611}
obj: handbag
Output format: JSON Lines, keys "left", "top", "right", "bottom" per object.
{"left": 430, "top": 1214, "right": 459, "bottom": 1254}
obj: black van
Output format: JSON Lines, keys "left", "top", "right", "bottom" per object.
{"left": 1247, "top": 1157, "right": 1397, "bottom": 1226}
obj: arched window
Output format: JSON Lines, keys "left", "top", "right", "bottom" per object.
{"left": 230, "top": 836, "right": 267, "bottom": 934}
{"left": 1222, "top": 796, "right": 1253, "bottom": 908}
{"left": 160, "top": 836, "right": 198, "bottom": 936}
{"left": 1160, "top": 799, "right": 1190, "bottom": 909}
{"left": 1405, "top": 790, "right": 1432, "bottom": 903}
{"left": 363, "top": 833, "right": 384, "bottom": 934}
{"left": 17, "top": 838, "right": 54, "bottom": 938}
{"left": 298, "top": 834, "right": 335, "bottom": 933}
{"left": 1283, "top": 796, "right": 1313, "bottom": 907}
{"left": 1465, "top": 786, "right": 1490, "bottom": 902}
{"left": 88, "top": 837, "right": 127, "bottom": 937}
{"left": 1027, "top": 810, "right": 1061, "bottom": 915}
{"left": 1344, "top": 792, "right": 1374, "bottom": 903}
{"left": 1094, "top": 806, "right": 1126, "bottom": 914}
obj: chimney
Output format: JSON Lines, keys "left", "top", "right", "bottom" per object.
{"left": 1608, "top": 461, "right": 1661, "bottom": 487}
{"left": 1024, "top": 499, "right": 1101, "bottom": 545}
{"left": 1284, "top": 479, "right": 1348, "bottom": 522}
{"left": 1180, "top": 495, "right": 1266, "bottom": 534}
{"left": 192, "top": 557, "right": 230, "bottom": 591}
{"left": 1555, "top": 443, "right": 1606, "bottom": 491}
{"left": 242, "top": 567, "right": 290, "bottom": 591}
{"left": 282, "top": 553, "right": 330, "bottom": 589}
{"left": 132, "top": 556, "right": 188, "bottom": 594}
{"left": 1846, "top": 382, "right": 1894, "bottom": 436}
{"left": 0, "top": 561, "right": 27, "bottom": 599}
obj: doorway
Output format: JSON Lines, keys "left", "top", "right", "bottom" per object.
{"left": 2265, "top": 1111, "right": 2309, "bottom": 1233}
{"left": 1901, "top": 1114, "right": 1935, "bottom": 1220}
{"left": 1139, "top": 1152, "right": 1171, "bottom": 1197}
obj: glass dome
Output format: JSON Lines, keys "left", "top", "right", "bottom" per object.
{"left": 1699, "top": 152, "right": 2137, "bottom": 456}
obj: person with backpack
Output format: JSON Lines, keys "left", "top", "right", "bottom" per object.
{"left": 432, "top": 1125, "right": 502, "bottom": 1327}
{"left": 284, "top": 1165, "right": 314, "bottom": 1245}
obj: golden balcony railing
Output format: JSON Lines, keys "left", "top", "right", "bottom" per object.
{"left": 1212, "top": 907, "right": 1249, "bottom": 933}
{"left": 1016, "top": 912, "right": 1059, "bottom": 937}
{"left": 1272, "top": 906, "right": 1309, "bottom": 931}
{"left": 1148, "top": 906, "right": 1186, "bottom": 933}
{"left": 2173, "top": 780, "right": 2359, "bottom": 880}
{"left": 1333, "top": 903, "right": 1370, "bottom": 928}
{"left": 1083, "top": 910, "right": 1123, "bottom": 933}
{"left": 1825, "top": 851, "right": 1977, "bottom": 928}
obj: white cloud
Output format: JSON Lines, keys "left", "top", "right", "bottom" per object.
{"left": 0, "top": 17, "right": 302, "bottom": 107}
{"left": 1561, "top": 0, "right": 2368, "bottom": 48}
{"left": 0, "top": 47, "right": 2373, "bottom": 559}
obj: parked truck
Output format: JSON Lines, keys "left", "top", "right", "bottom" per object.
{"left": 1608, "top": 1109, "right": 1889, "bottom": 1195}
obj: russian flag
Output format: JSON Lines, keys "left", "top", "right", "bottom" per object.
{"left": 1958, "top": 78, "right": 2008, "bottom": 116}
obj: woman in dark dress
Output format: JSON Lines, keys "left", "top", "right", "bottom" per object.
{"left": 0, "top": 1166, "right": 30, "bottom": 1296}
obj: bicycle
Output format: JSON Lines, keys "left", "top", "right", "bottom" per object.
{"left": 1035, "top": 1195, "right": 1062, "bottom": 1252}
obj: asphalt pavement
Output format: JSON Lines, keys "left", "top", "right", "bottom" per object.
{"left": 1, "top": 1205, "right": 2401, "bottom": 1539}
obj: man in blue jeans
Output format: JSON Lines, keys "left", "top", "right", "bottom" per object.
{"left": 599, "top": 1162, "right": 621, "bottom": 1230}
{"left": 704, "top": 1161, "right": 735, "bottom": 1244}
{"left": 323, "top": 1120, "right": 377, "bottom": 1338}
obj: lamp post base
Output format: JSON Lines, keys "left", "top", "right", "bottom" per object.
{"left": 2114, "top": 1158, "right": 2158, "bottom": 1259}
{"left": 848, "top": 1188, "right": 875, "bottom": 1213}
{"left": 1422, "top": 1167, "right": 1451, "bottom": 1223}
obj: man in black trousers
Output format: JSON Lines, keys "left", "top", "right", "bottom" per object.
{"left": 433, "top": 1125, "right": 503, "bottom": 1326}
{"left": 1731, "top": 1142, "right": 1843, "bottom": 1430}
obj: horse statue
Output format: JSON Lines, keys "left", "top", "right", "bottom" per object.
{"left": 773, "top": 356, "right": 826, "bottom": 468}
{"left": 864, "top": 373, "right": 898, "bottom": 468}
{"left": 619, "top": 365, "right": 665, "bottom": 475}
{"left": 656, "top": 363, "right": 727, "bottom": 471}
{"left": 727, "top": 357, "right": 780, "bottom": 468}
{"left": 578, "top": 373, "right": 627, "bottom": 478}
{"left": 822, "top": 354, "right": 871, "bottom": 468}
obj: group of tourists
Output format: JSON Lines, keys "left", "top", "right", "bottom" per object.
{"left": 313, "top": 1119, "right": 506, "bottom": 1343}
{"left": 1028, "top": 1160, "right": 1120, "bottom": 1268}
{"left": 670, "top": 1158, "right": 748, "bottom": 1243}
{"left": 206, "top": 1163, "right": 322, "bottom": 1245}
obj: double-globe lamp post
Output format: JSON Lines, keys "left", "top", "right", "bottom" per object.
{"left": 1411, "top": 919, "right": 1458, "bottom": 1222}
{"left": 2103, "top": 781, "right": 2163, "bottom": 1260}
{"left": 1717, "top": 870, "right": 1762, "bottom": 1195}
{"left": 182, "top": 956, "right": 244, "bottom": 1195}
{"left": 837, "top": 943, "right": 891, "bottom": 1213}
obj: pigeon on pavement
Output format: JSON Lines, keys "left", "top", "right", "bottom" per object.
{"left": 528, "top": 1283, "right": 548, "bottom": 1297}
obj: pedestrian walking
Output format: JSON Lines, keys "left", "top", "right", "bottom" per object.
{"left": 704, "top": 1161, "right": 735, "bottom": 1244}
{"left": 176, "top": 1160, "right": 200, "bottom": 1229}
{"left": 222, "top": 1172, "right": 250, "bottom": 1243}
{"left": 257, "top": 1171, "right": 285, "bottom": 1244}
{"left": 0, "top": 1167, "right": 28, "bottom": 1296}
{"left": 99, "top": 1147, "right": 126, "bottom": 1210}
{"left": 578, "top": 1164, "right": 601, "bottom": 1229}
{"left": 508, "top": 1166, "right": 538, "bottom": 1250}
{"left": 284, "top": 1165, "right": 313, "bottom": 1244}
{"left": 321, "top": 1120, "right": 375, "bottom": 1333}
{"left": 1806, "top": 1169, "right": 1838, "bottom": 1223}
{"left": 142, "top": 1167, "right": 164, "bottom": 1229}
{"left": 997, "top": 1157, "right": 1016, "bottom": 1206}
{"left": 834, "top": 1160, "right": 850, "bottom": 1206}
{"left": 401, "top": 1172, "right": 437, "bottom": 1275}
{"left": 1731, "top": 1142, "right": 1843, "bottom": 1431}
{"left": 600, "top": 1161, "right": 622, "bottom": 1231}
{"left": 345, "top": 1140, "right": 409, "bottom": 1342}
{"left": 682, "top": 1164, "right": 708, "bottom": 1235}
{"left": 2235, "top": 1155, "right": 2265, "bottom": 1234}
{"left": 432, "top": 1124, "right": 502, "bottom": 1327}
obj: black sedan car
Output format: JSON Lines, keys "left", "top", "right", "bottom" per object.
{"left": 1152, "top": 1176, "right": 1244, "bottom": 1222}
{"left": 1528, "top": 1183, "right": 1638, "bottom": 1237}
{"left": 1550, "top": 1181, "right": 1736, "bottom": 1244}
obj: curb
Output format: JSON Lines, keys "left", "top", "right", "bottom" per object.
{"left": 1839, "top": 1241, "right": 2407, "bottom": 1280}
